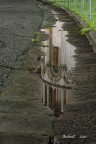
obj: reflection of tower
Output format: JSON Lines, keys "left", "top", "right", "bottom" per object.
{"left": 49, "top": 28, "right": 59, "bottom": 68}
{"left": 41, "top": 20, "right": 73, "bottom": 117}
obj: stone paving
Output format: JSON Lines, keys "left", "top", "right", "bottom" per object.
{"left": 0, "top": 0, "right": 96, "bottom": 144}
{"left": 0, "top": 46, "right": 53, "bottom": 144}
{"left": 0, "top": 0, "right": 54, "bottom": 143}
{"left": 0, "top": 0, "right": 43, "bottom": 93}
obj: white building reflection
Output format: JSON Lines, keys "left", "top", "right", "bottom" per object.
{"left": 41, "top": 19, "right": 75, "bottom": 116}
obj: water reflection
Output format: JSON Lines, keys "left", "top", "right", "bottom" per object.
{"left": 42, "top": 82, "right": 72, "bottom": 117}
{"left": 41, "top": 16, "right": 76, "bottom": 116}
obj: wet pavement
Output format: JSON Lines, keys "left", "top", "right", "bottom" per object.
{"left": 0, "top": 0, "right": 54, "bottom": 144}
{"left": 0, "top": 0, "right": 96, "bottom": 144}
{"left": 0, "top": 0, "right": 43, "bottom": 93}
{"left": 39, "top": 2, "right": 96, "bottom": 144}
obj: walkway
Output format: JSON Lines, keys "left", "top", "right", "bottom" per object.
{"left": 0, "top": 0, "right": 53, "bottom": 143}
{"left": 0, "top": 0, "right": 96, "bottom": 144}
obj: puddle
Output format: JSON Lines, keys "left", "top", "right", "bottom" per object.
{"left": 40, "top": 10, "right": 76, "bottom": 117}
{"left": 42, "top": 83, "right": 72, "bottom": 117}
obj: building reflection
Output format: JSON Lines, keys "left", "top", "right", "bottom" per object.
{"left": 42, "top": 82, "right": 68, "bottom": 117}
{"left": 41, "top": 20, "right": 74, "bottom": 116}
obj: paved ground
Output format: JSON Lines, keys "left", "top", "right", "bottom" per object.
{"left": 0, "top": 0, "right": 43, "bottom": 93}
{"left": 0, "top": 0, "right": 96, "bottom": 144}
{"left": 0, "top": 47, "right": 53, "bottom": 143}
{"left": 30, "top": 2, "right": 96, "bottom": 143}
{"left": 48, "top": 5, "right": 96, "bottom": 144}
{"left": 0, "top": 0, "right": 54, "bottom": 143}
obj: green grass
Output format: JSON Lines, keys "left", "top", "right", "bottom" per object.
{"left": 49, "top": 0, "right": 96, "bottom": 32}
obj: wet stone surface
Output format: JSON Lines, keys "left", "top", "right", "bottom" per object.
{"left": 0, "top": 47, "right": 54, "bottom": 144}
{"left": 28, "top": 2, "right": 96, "bottom": 143}
{"left": 44, "top": 4, "right": 96, "bottom": 144}
{"left": 0, "top": 0, "right": 96, "bottom": 144}
{"left": 0, "top": 0, "right": 43, "bottom": 93}
{"left": 0, "top": 0, "right": 54, "bottom": 144}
